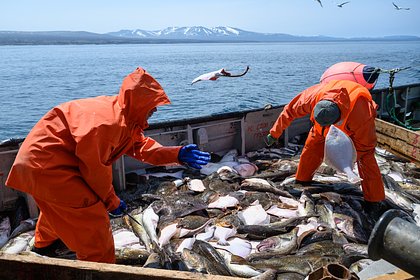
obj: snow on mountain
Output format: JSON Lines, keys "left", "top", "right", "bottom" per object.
{"left": 107, "top": 26, "right": 254, "bottom": 40}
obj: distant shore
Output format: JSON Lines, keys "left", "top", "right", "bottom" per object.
{"left": 1, "top": 30, "right": 419, "bottom": 46}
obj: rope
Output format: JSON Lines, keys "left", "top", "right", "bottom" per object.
{"left": 380, "top": 67, "right": 420, "bottom": 131}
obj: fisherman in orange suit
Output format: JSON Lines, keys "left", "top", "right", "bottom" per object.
{"left": 6, "top": 67, "right": 210, "bottom": 263}
{"left": 267, "top": 62, "right": 385, "bottom": 219}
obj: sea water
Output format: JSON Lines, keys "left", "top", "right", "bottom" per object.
{"left": 1, "top": 41, "right": 419, "bottom": 139}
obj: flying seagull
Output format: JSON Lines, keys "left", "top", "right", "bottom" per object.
{"left": 337, "top": 1, "right": 350, "bottom": 8}
{"left": 315, "top": 0, "right": 323, "bottom": 7}
{"left": 392, "top": 2, "right": 410, "bottom": 10}
{"left": 191, "top": 66, "right": 250, "bottom": 85}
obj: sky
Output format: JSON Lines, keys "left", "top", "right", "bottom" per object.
{"left": 1, "top": 0, "right": 419, "bottom": 38}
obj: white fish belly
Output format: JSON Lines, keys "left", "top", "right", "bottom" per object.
{"left": 324, "top": 126, "right": 361, "bottom": 184}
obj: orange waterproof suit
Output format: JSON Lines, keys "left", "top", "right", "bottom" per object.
{"left": 270, "top": 80, "right": 385, "bottom": 202}
{"left": 6, "top": 67, "right": 182, "bottom": 263}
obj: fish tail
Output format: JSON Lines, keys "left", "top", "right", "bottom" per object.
{"left": 346, "top": 170, "right": 363, "bottom": 184}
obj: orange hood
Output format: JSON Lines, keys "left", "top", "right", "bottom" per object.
{"left": 117, "top": 67, "right": 170, "bottom": 130}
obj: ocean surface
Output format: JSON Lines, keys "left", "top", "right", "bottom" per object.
{"left": 1, "top": 41, "right": 420, "bottom": 140}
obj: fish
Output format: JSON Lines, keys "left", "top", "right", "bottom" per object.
{"left": 342, "top": 243, "right": 368, "bottom": 257}
{"left": 192, "top": 240, "right": 232, "bottom": 276}
{"left": 233, "top": 162, "right": 259, "bottom": 177}
{"left": 249, "top": 268, "right": 277, "bottom": 280}
{"left": 238, "top": 202, "right": 270, "bottom": 226}
{"left": 237, "top": 216, "right": 311, "bottom": 239}
{"left": 115, "top": 247, "right": 149, "bottom": 265}
{"left": 0, "top": 216, "right": 11, "bottom": 249}
{"left": 191, "top": 66, "right": 249, "bottom": 85}
{"left": 266, "top": 205, "right": 299, "bottom": 219}
{"left": 162, "top": 216, "right": 212, "bottom": 245}
{"left": 324, "top": 125, "right": 362, "bottom": 184}
{"left": 241, "top": 178, "right": 293, "bottom": 197}
{"left": 196, "top": 225, "right": 217, "bottom": 242}
{"left": 217, "top": 249, "right": 262, "bottom": 278}
{"left": 142, "top": 205, "right": 160, "bottom": 249}
{"left": 255, "top": 227, "right": 298, "bottom": 255}
{"left": 349, "top": 258, "right": 374, "bottom": 274}
{"left": 143, "top": 170, "right": 184, "bottom": 179}
{"left": 128, "top": 209, "right": 153, "bottom": 253}
{"left": 212, "top": 225, "right": 237, "bottom": 245}
{"left": 112, "top": 228, "right": 144, "bottom": 249}
{"left": 45, "top": 135, "right": 420, "bottom": 275}
{"left": 247, "top": 148, "right": 298, "bottom": 161}
{"left": 247, "top": 254, "right": 338, "bottom": 275}
{"left": 298, "top": 224, "right": 334, "bottom": 248}
{"left": 158, "top": 221, "right": 179, "bottom": 248}
{"left": 298, "top": 190, "right": 316, "bottom": 216}
{"left": 181, "top": 248, "right": 208, "bottom": 273}
{"left": 208, "top": 194, "right": 240, "bottom": 209}
{"left": 333, "top": 213, "right": 368, "bottom": 244}
{"left": 296, "top": 240, "right": 345, "bottom": 256}
{"left": 178, "top": 215, "right": 211, "bottom": 230}
{"left": 1, "top": 230, "right": 34, "bottom": 254}
{"left": 152, "top": 192, "right": 208, "bottom": 226}
{"left": 187, "top": 179, "right": 206, "bottom": 192}
{"left": 143, "top": 252, "right": 162, "bottom": 268}
{"left": 174, "top": 237, "right": 196, "bottom": 253}
{"left": 212, "top": 237, "right": 252, "bottom": 258}
{"left": 9, "top": 218, "right": 37, "bottom": 239}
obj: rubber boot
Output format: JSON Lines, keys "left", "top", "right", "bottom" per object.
{"left": 364, "top": 201, "right": 385, "bottom": 221}
{"left": 31, "top": 239, "right": 75, "bottom": 259}
{"left": 31, "top": 239, "right": 63, "bottom": 257}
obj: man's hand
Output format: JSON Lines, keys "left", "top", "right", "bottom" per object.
{"left": 178, "top": 144, "right": 211, "bottom": 169}
{"left": 266, "top": 134, "right": 278, "bottom": 146}
{"left": 110, "top": 199, "right": 127, "bottom": 217}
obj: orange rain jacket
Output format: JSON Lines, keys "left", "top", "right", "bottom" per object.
{"left": 270, "top": 80, "right": 385, "bottom": 202}
{"left": 6, "top": 67, "right": 182, "bottom": 263}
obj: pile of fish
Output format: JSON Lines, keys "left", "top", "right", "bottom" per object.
{"left": 1, "top": 142, "right": 419, "bottom": 279}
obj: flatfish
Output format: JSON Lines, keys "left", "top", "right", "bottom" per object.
{"left": 324, "top": 125, "right": 362, "bottom": 184}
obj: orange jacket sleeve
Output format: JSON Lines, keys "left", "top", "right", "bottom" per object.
{"left": 126, "top": 134, "right": 182, "bottom": 166}
{"left": 75, "top": 127, "right": 120, "bottom": 212}
{"left": 270, "top": 84, "right": 321, "bottom": 139}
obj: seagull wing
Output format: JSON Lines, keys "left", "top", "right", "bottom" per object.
{"left": 392, "top": 2, "right": 399, "bottom": 9}
{"left": 191, "top": 69, "right": 224, "bottom": 85}
{"left": 341, "top": 1, "right": 350, "bottom": 6}
{"left": 316, "top": 0, "right": 323, "bottom": 7}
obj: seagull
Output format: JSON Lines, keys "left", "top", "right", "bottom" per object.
{"left": 315, "top": 0, "right": 323, "bottom": 7}
{"left": 392, "top": 2, "right": 410, "bottom": 10}
{"left": 337, "top": 1, "right": 350, "bottom": 8}
{"left": 191, "top": 66, "right": 250, "bottom": 85}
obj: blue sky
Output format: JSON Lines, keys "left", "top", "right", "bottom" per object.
{"left": 1, "top": 0, "right": 419, "bottom": 37}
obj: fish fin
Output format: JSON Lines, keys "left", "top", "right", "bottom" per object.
{"left": 347, "top": 173, "right": 363, "bottom": 184}
{"left": 230, "top": 254, "right": 248, "bottom": 264}
{"left": 217, "top": 239, "right": 230, "bottom": 246}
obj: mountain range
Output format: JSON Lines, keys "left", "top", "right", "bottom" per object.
{"left": 1, "top": 26, "right": 419, "bottom": 45}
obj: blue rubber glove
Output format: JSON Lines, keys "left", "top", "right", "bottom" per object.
{"left": 266, "top": 134, "right": 277, "bottom": 146}
{"left": 178, "top": 144, "right": 211, "bottom": 169}
{"left": 110, "top": 199, "right": 127, "bottom": 217}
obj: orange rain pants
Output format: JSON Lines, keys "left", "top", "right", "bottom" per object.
{"left": 34, "top": 198, "right": 115, "bottom": 263}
